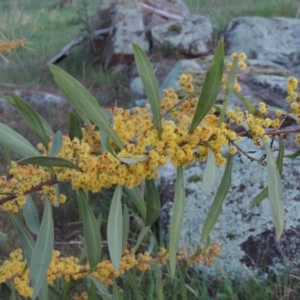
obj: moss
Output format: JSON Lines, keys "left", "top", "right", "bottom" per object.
{"left": 168, "top": 23, "right": 182, "bottom": 33}
{"left": 187, "top": 174, "right": 202, "bottom": 183}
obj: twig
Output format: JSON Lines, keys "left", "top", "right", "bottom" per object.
{"left": 0, "top": 177, "right": 58, "bottom": 205}
{"left": 139, "top": 2, "right": 184, "bottom": 20}
{"left": 232, "top": 141, "right": 267, "bottom": 165}
{"left": 238, "top": 128, "right": 300, "bottom": 137}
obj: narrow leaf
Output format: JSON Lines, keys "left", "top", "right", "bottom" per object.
{"left": 122, "top": 204, "right": 129, "bottom": 252}
{"left": 38, "top": 282, "right": 48, "bottom": 300}
{"left": 233, "top": 90, "right": 257, "bottom": 116}
{"left": 49, "top": 130, "right": 63, "bottom": 156}
{"left": 202, "top": 147, "right": 218, "bottom": 195}
{"left": 125, "top": 186, "right": 146, "bottom": 217}
{"left": 12, "top": 94, "right": 49, "bottom": 149}
{"left": 78, "top": 189, "right": 102, "bottom": 272}
{"left": 69, "top": 112, "right": 83, "bottom": 141}
{"left": 264, "top": 141, "right": 284, "bottom": 240}
{"left": 285, "top": 149, "right": 300, "bottom": 158}
{"left": 201, "top": 153, "right": 233, "bottom": 242}
{"left": 18, "top": 156, "right": 81, "bottom": 171}
{"left": 145, "top": 179, "right": 160, "bottom": 226}
{"left": 30, "top": 197, "right": 54, "bottom": 300}
{"left": 48, "top": 64, "right": 123, "bottom": 149}
{"left": 0, "top": 231, "right": 7, "bottom": 241}
{"left": 88, "top": 275, "right": 113, "bottom": 299}
{"left": 131, "top": 226, "right": 150, "bottom": 255}
{"left": 217, "top": 58, "right": 238, "bottom": 126}
{"left": 249, "top": 137, "right": 284, "bottom": 207}
{"left": 112, "top": 279, "right": 122, "bottom": 300}
{"left": 169, "top": 166, "right": 186, "bottom": 278}
{"left": 189, "top": 40, "right": 224, "bottom": 134}
{"left": 0, "top": 123, "right": 40, "bottom": 157}
{"left": 0, "top": 144, "right": 11, "bottom": 165}
{"left": 9, "top": 212, "right": 35, "bottom": 265}
{"left": 23, "top": 194, "right": 40, "bottom": 235}
{"left": 107, "top": 185, "right": 123, "bottom": 270}
{"left": 128, "top": 272, "right": 143, "bottom": 300}
{"left": 133, "top": 44, "right": 162, "bottom": 136}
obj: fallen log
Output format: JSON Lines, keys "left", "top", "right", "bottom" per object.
{"left": 47, "top": 28, "right": 110, "bottom": 65}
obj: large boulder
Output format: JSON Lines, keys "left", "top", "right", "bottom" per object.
{"left": 224, "top": 17, "right": 300, "bottom": 67}
{"left": 159, "top": 138, "right": 300, "bottom": 277}
{"left": 151, "top": 14, "right": 213, "bottom": 57}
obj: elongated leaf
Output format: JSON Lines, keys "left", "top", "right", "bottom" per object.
{"left": 49, "top": 130, "right": 62, "bottom": 156}
{"left": 18, "top": 156, "right": 81, "bottom": 171}
{"left": 131, "top": 226, "right": 150, "bottom": 254}
{"left": 264, "top": 141, "right": 284, "bottom": 240}
{"left": 145, "top": 179, "right": 160, "bottom": 226}
{"left": 0, "top": 231, "right": 7, "bottom": 241}
{"left": 88, "top": 275, "right": 113, "bottom": 299}
{"left": 88, "top": 280, "right": 96, "bottom": 300}
{"left": 23, "top": 194, "right": 40, "bottom": 235}
{"left": 122, "top": 204, "right": 129, "bottom": 252}
{"left": 125, "top": 186, "right": 146, "bottom": 217}
{"left": 189, "top": 40, "right": 224, "bottom": 134}
{"left": 0, "top": 123, "right": 40, "bottom": 157}
{"left": 48, "top": 64, "right": 123, "bottom": 149}
{"left": 249, "top": 137, "right": 284, "bottom": 207}
{"left": 217, "top": 58, "right": 238, "bottom": 126}
{"left": 112, "top": 279, "right": 122, "bottom": 300}
{"left": 30, "top": 197, "right": 54, "bottom": 300}
{"left": 78, "top": 189, "right": 102, "bottom": 272}
{"left": 118, "top": 156, "right": 148, "bottom": 164}
{"left": 69, "top": 112, "right": 83, "bottom": 141}
{"left": 155, "top": 275, "right": 164, "bottom": 300}
{"left": 107, "top": 185, "right": 123, "bottom": 271}
{"left": 202, "top": 147, "right": 218, "bottom": 195}
{"left": 249, "top": 188, "right": 268, "bottom": 208}
{"left": 9, "top": 212, "right": 35, "bottom": 265}
{"left": 127, "top": 273, "right": 143, "bottom": 300}
{"left": 285, "top": 149, "right": 300, "bottom": 158}
{"left": 0, "top": 144, "right": 11, "bottom": 165}
{"left": 38, "top": 282, "right": 48, "bottom": 300}
{"left": 201, "top": 153, "right": 233, "bottom": 242}
{"left": 12, "top": 94, "right": 49, "bottom": 149}
{"left": 3, "top": 96, "right": 53, "bottom": 137}
{"left": 169, "top": 166, "right": 186, "bottom": 278}
{"left": 0, "top": 283, "right": 12, "bottom": 300}
{"left": 133, "top": 44, "right": 162, "bottom": 136}
{"left": 233, "top": 90, "right": 257, "bottom": 116}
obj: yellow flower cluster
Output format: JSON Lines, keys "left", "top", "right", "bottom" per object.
{"left": 226, "top": 107, "right": 277, "bottom": 145}
{"left": 0, "top": 243, "right": 221, "bottom": 297}
{"left": 0, "top": 163, "right": 65, "bottom": 212}
{"left": 0, "top": 249, "right": 32, "bottom": 298}
{"left": 0, "top": 87, "right": 243, "bottom": 211}
{"left": 0, "top": 38, "right": 25, "bottom": 54}
{"left": 223, "top": 52, "right": 247, "bottom": 93}
{"left": 73, "top": 292, "right": 88, "bottom": 300}
{"left": 179, "top": 73, "right": 194, "bottom": 93}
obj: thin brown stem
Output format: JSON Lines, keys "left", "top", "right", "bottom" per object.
{"left": 0, "top": 177, "right": 59, "bottom": 205}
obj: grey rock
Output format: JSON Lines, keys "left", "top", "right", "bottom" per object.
{"left": 224, "top": 17, "right": 300, "bottom": 67}
{"left": 130, "top": 77, "right": 144, "bottom": 96}
{"left": 159, "top": 138, "right": 300, "bottom": 277}
{"left": 160, "top": 59, "right": 204, "bottom": 92}
{"left": 111, "top": 2, "right": 149, "bottom": 56}
{"left": 151, "top": 14, "right": 213, "bottom": 57}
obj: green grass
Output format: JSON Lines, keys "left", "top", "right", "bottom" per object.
{"left": 184, "top": 0, "right": 300, "bottom": 38}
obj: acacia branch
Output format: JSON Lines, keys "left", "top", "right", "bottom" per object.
{"left": 0, "top": 177, "right": 59, "bottom": 205}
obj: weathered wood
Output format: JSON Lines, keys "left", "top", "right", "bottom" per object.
{"left": 47, "top": 28, "right": 110, "bottom": 65}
